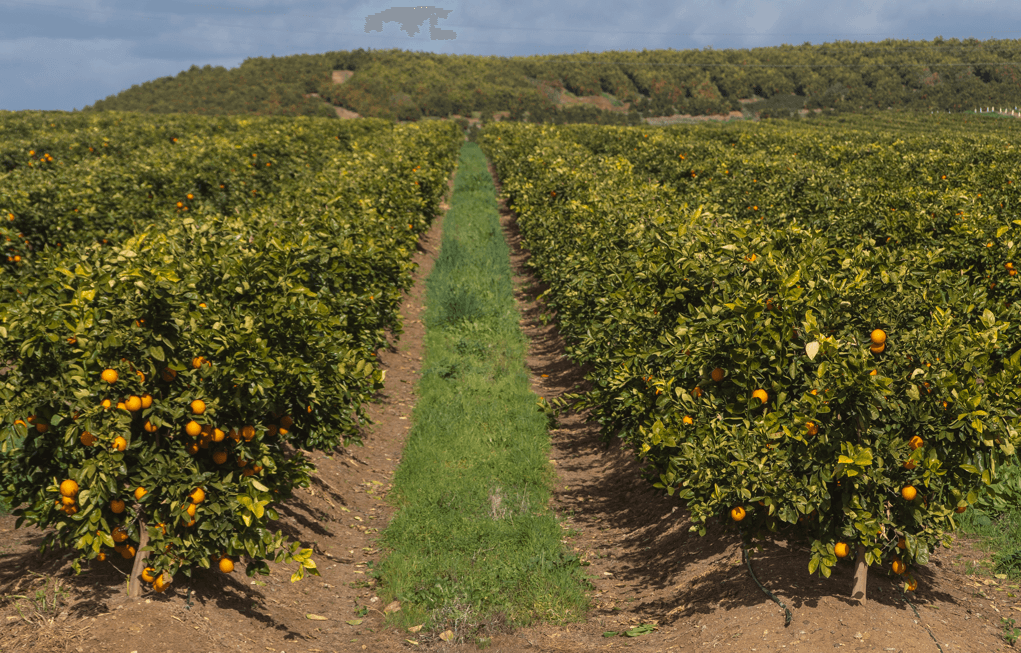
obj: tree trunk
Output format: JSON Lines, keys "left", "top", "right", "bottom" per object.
{"left": 851, "top": 543, "right": 867, "bottom": 605}
{"left": 127, "top": 520, "right": 150, "bottom": 599}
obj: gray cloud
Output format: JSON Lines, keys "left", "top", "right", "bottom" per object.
{"left": 2, "top": 0, "right": 1019, "bottom": 110}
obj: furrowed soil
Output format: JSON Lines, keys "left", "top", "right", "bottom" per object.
{"left": 0, "top": 150, "right": 1018, "bottom": 653}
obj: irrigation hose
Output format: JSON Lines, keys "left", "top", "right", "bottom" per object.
{"left": 740, "top": 535, "right": 793, "bottom": 627}
{"left": 899, "top": 588, "right": 946, "bottom": 653}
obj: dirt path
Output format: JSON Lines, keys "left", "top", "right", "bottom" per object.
{"left": 0, "top": 173, "right": 455, "bottom": 653}
{"left": 472, "top": 160, "right": 1017, "bottom": 653}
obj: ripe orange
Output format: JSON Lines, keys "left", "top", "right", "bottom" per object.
{"left": 905, "top": 577, "right": 918, "bottom": 592}
{"left": 190, "top": 399, "right": 206, "bottom": 415}
{"left": 751, "top": 389, "right": 768, "bottom": 404}
{"left": 186, "top": 503, "right": 197, "bottom": 517}
{"left": 189, "top": 487, "right": 205, "bottom": 504}
{"left": 59, "top": 479, "right": 79, "bottom": 497}
{"left": 186, "top": 442, "right": 199, "bottom": 456}
{"left": 278, "top": 427, "right": 289, "bottom": 437}
{"left": 125, "top": 396, "right": 142, "bottom": 412}
{"left": 870, "top": 329, "right": 886, "bottom": 345}
{"left": 120, "top": 545, "right": 136, "bottom": 559}
{"left": 116, "top": 401, "right": 126, "bottom": 411}
{"left": 110, "top": 499, "right": 125, "bottom": 513}
{"left": 280, "top": 415, "right": 294, "bottom": 428}
{"left": 212, "top": 428, "right": 225, "bottom": 442}
{"left": 891, "top": 558, "right": 907, "bottom": 575}
{"left": 229, "top": 428, "right": 241, "bottom": 441}
{"left": 112, "top": 526, "right": 128, "bottom": 542}
{"left": 213, "top": 450, "right": 228, "bottom": 465}
{"left": 904, "top": 459, "right": 916, "bottom": 470}
{"left": 101, "top": 399, "right": 112, "bottom": 410}
{"left": 805, "top": 422, "right": 818, "bottom": 436}
{"left": 730, "top": 506, "right": 746, "bottom": 522}
{"left": 61, "top": 496, "right": 76, "bottom": 507}
{"left": 693, "top": 386, "right": 703, "bottom": 398}
{"left": 266, "top": 424, "right": 279, "bottom": 437}
{"left": 113, "top": 436, "right": 127, "bottom": 451}
{"left": 153, "top": 573, "right": 170, "bottom": 592}
{"left": 101, "top": 368, "right": 118, "bottom": 384}
{"left": 870, "top": 343, "right": 885, "bottom": 354}
{"left": 682, "top": 415, "right": 694, "bottom": 425}
{"left": 955, "top": 505, "right": 967, "bottom": 514}
{"left": 182, "top": 516, "right": 196, "bottom": 527}
{"left": 161, "top": 367, "right": 177, "bottom": 382}
{"left": 134, "top": 486, "right": 147, "bottom": 501}
{"left": 140, "top": 394, "right": 153, "bottom": 409}
{"left": 898, "top": 537, "right": 907, "bottom": 550}
{"left": 96, "top": 552, "right": 107, "bottom": 562}
{"left": 241, "top": 425, "right": 255, "bottom": 441}
{"left": 901, "top": 485, "right": 917, "bottom": 501}
{"left": 219, "top": 557, "right": 234, "bottom": 573}
{"left": 80, "top": 431, "right": 96, "bottom": 446}
{"left": 63, "top": 504, "right": 78, "bottom": 515}
{"left": 144, "top": 420, "right": 158, "bottom": 433}
{"left": 834, "top": 542, "right": 850, "bottom": 558}
{"left": 711, "top": 368, "right": 725, "bottom": 383}
{"left": 185, "top": 421, "right": 202, "bottom": 437}
{"left": 36, "top": 422, "right": 49, "bottom": 433}
{"left": 908, "top": 436, "right": 923, "bottom": 450}
{"left": 192, "top": 356, "right": 206, "bottom": 369}
{"left": 141, "top": 567, "right": 157, "bottom": 583}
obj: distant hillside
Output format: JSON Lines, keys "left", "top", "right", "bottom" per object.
{"left": 85, "top": 39, "right": 1021, "bottom": 122}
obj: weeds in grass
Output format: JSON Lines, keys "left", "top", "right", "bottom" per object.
{"left": 957, "top": 458, "right": 1021, "bottom": 579}
{"left": 375, "top": 142, "right": 588, "bottom": 639}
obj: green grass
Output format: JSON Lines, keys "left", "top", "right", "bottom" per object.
{"left": 955, "top": 458, "right": 1021, "bottom": 579}
{"left": 374, "top": 142, "right": 589, "bottom": 639}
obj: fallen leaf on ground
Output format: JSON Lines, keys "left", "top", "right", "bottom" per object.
{"left": 383, "top": 600, "right": 401, "bottom": 614}
{"left": 439, "top": 630, "right": 454, "bottom": 642}
{"left": 346, "top": 619, "right": 363, "bottom": 626}
{"left": 306, "top": 614, "right": 328, "bottom": 621}
{"left": 408, "top": 625, "right": 423, "bottom": 633}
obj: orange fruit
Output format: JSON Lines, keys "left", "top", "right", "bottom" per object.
{"left": 110, "top": 499, "right": 125, "bottom": 514}
{"left": 870, "top": 343, "right": 885, "bottom": 354}
{"left": 280, "top": 415, "right": 294, "bottom": 429}
{"left": 751, "top": 389, "right": 768, "bottom": 404}
{"left": 153, "top": 573, "right": 170, "bottom": 593}
{"left": 141, "top": 567, "right": 157, "bottom": 583}
{"left": 36, "top": 422, "right": 49, "bottom": 433}
{"left": 805, "top": 422, "right": 818, "bottom": 436}
{"left": 241, "top": 425, "right": 255, "bottom": 441}
{"left": 63, "top": 504, "right": 78, "bottom": 515}
{"left": 61, "top": 495, "right": 76, "bottom": 507}
{"left": 955, "top": 505, "right": 967, "bottom": 514}
{"left": 870, "top": 329, "right": 886, "bottom": 345}
{"left": 191, "top": 357, "right": 206, "bottom": 369}
{"left": 96, "top": 552, "right": 106, "bottom": 562}
{"left": 140, "top": 394, "right": 153, "bottom": 409}
{"left": 693, "top": 386, "right": 703, "bottom": 398}
{"left": 101, "top": 399, "right": 112, "bottom": 410}
{"left": 101, "top": 368, "right": 118, "bottom": 384}
{"left": 144, "top": 420, "right": 158, "bottom": 433}
{"left": 834, "top": 542, "right": 850, "bottom": 558}
{"left": 904, "top": 459, "right": 916, "bottom": 470}
{"left": 229, "top": 428, "right": 241, "bottom": 441}
{"left": 212, "top": 428, "right": 225, "bottom": 442}
{"left": 682, "top": 415, "right": 693, "bottom": 425}
{"left": 124, "top": 396, "right": 142, "bottom": 412}
{"left": 278, "top": 427, "right": 289, "bottom": 437}
{"left": 219, "top": 557, "right": 234, "bottom": 573}
{"left": 908, "top": 436, "right": 923, "bottom": 450}
{"left": 120, "top": 545, "right": 136, "bottom": 559}
{"left": 898, "top": 537, "right": 907, "bottom": 550}
{"left": 189, "top": 487, "right": 205, "bottom": 504}
{"left": 182, "top": 516, "right": 196, "bottom": 527}
{"left": 59, "top": 479, "right": 79, "bottom": 497}
{"left": 237, "top": 457, "right": 248, "bottom": 467}
{"left": 134, "top": 486, "right": 147, "bottom": 501}
{"left": 112, "top": 526, "right": 128, "bottom": 542}
{"left": 185, "top": 421, "right": 202, "bottom": 437}
{"left": 905, "top": 577, "right": 918, "bottom": 592}
{"left": 113, "top": 436, "right": 127, "bottom": 451}
{"left": 891, "top": 558, "right": 907, "bottom": 575}
{"left": 136, "top": 370, "right": 146, "bottom": 383}
{"left": 161, "top": 368, "right": 177, "bottom": 382}
{"left": 213, "top": 450, "right": 228, "bottom": 465}
{"left": 242, "top": 467, "right": 255, "bottom": 476}
{"left": 730, "top": 506, "right": 746, "bottom": 522}
{"left": 190, "top": 399, "right": 206, "bottom": 415}
{"left": 186, "top": 503, "right": 196, "bottom": 517}
{"left": 901, "top": 485, "right": 917, "bottom": 501}
{"left": 186, "top": 442, "right": 199, "bottom": 456}
{"left": 116, "top": 401, "right": 126, "bottom": 411}
{"left": 266, "top": 424, "right": 279, "bottom": 437}
{"left": 711, "top": 368, "right": 725, "bottom": 383}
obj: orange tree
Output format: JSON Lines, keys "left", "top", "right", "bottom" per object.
{"left": 0, "top": 116, "right": 461, "bottom": 594}
{"left": 480, "top": 119, "right": 1020, "bottom": 601}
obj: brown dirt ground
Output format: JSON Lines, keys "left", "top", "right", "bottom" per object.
{"left": 1, "top": 150, "right": 1019, "bottom": 653}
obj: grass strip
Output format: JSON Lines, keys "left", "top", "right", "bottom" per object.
{"left": 375, "top": 142, "right": 589, "bottom": 638}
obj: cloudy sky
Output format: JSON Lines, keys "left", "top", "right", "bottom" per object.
{"left": 1, "top": 0, "right": 1019, "bottom": 111}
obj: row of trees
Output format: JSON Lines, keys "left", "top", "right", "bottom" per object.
{"left": 86, "top": 39, "right": 1021, "bottom": 121}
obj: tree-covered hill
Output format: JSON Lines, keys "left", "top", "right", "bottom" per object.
{"left": 84, "top": 38, "right": 1021, "bottom": 122}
